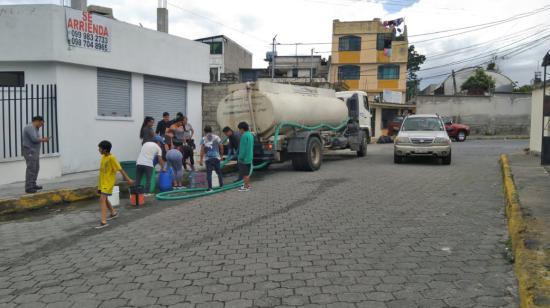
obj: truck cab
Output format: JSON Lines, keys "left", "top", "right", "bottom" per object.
{"left": 336, "top": 91, "right": 372, "bottom": 141}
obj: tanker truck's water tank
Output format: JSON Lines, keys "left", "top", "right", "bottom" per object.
{"left": 217, "top": 81, "right": 349, "bottom": 139}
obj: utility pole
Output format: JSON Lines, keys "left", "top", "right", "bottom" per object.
{"left": 271, "top": 35, "right": 277, "bottom": 81}
{"left": 310, "top": 48, "right": 314, "bottom": 86}
{"left": 452, "top": 70, "right": 458, "bottom": 95}
{"left": 541, "top": 51, "right": 550, "bottom": 165}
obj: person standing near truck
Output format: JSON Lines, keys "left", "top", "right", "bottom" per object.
{"left": 199, "top": 125, "right": 224, "bottom": 192}
{"left": 22, "top": 116, "right": 49, "bottom": 193}
{"left": 237, "top": 122, "right": 254, "bottom": 192}
{"left": 222, "top": 126, "right": 240, "bottom": 159}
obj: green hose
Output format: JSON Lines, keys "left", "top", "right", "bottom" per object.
{"left": 155, "top": 119, "right": 349, "bottom": 201}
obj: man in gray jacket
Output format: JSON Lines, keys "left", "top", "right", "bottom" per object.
{"left": 22, "top": 116, "right": 49, "bottom": 193}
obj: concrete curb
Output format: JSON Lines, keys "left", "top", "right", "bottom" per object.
{"left": 0, "top": 186, "right": 98, "bottom": 216}
{"left": 499, "top": 154, "right": 550, "bottom": 308}
{"left": 470, "top": 135, "right": 529, "bottom": 140}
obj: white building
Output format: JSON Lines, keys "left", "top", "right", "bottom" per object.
{"left": 195, "top": 35, "right": 252, "bottom": 82}
{"left": 0, "top": 4, "right": 209, "bottom": 185}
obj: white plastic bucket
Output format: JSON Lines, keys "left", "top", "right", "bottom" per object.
{"left": 211, "top": 172, "right": 220, "bottom": 188}
{"left": 108, "top": 186, "right": 120, "bottom": 206}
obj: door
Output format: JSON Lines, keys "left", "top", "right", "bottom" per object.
{"left": 359, "top": 94, "right": 372, "bottom": 133}
{"left": 143, "top": 76, "right": 187, "bottom": 121}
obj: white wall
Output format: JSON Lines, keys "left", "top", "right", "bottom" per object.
{"left": 0, "top": 156, "right": 61, "bottom": 186}
{"left": 187, "top": 81, "right": 203, "bottom": 143}
{"left": 417, "top": 93, "right": 532, "bottom": 135}
{"left": 55, "top": 62, "right": 145, "bottom": 173}
{"left": 0, "top": 4, "right": 209, "bottom": 83}
{"left": 0, "top": 62, "right": 56, "bottom": 84}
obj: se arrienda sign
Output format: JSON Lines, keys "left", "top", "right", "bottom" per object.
{"left": 66, "top": 10, "right": 111, "bottom": 52}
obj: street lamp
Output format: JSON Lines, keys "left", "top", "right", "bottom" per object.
{"left": 541, "top": 51, "right": 550, "bottom": 165}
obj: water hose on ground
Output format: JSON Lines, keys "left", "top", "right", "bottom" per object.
{"left": 155, "top": 119, "right": 349, "bottom": 201}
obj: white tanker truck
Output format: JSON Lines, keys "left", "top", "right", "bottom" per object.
{"left": 217, "top": 81, "right": 372, "bottom": 171}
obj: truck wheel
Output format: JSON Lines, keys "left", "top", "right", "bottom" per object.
{"left": 357, "top": 134, "right": 367, "bottom": 157}
{"left": 305, "top": 137, "right": 322, "bottom": 171}
{"left": 293, "top": 137, "right": 322, "bottom": 171}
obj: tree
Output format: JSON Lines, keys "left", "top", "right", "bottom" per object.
{"left": 460, "top": 68, "right": 495, "bottom": 95}
{"left": 407, "top": 45, "right": 426, "bottom": 81}
{"left": 407, "top": 45, "right": 426, "bottom": 100}
{"left": 486, "top": 62, "right": 496, "bottom": 71}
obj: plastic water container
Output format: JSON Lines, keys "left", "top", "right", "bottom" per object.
{"left": 129, "top": 185, "right": 145, "bottom": 207}
{"left": 211, "top": 172, "right": 220, "bottom": 188}
{"left": 158, "top": 169, "right": 173, "bottom": 192}
{"left": 108, "top": 186, "right": 120, "bottom": 206}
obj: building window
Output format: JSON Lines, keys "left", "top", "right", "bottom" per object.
{"left": 0, "top": 71, "right": 24, "bottom": 87}
{"left": 292, "top": 68, "right": 298, "bottom": 78}
{"left": 376, "top": 33, "right": 392, "bottom": 50}
{"left": 208, "top": 42, "right": 223, "bottom": 54}
{"left": 210, "top": 68, "right": 219, "bottom": 82}
{"left": 97, "top": 68, "right": 131, "bottom": 117}
{"left": 311, "top": 68, "right": 317, "bottom": 78}
{"left": 378, "top": 65, "right": 400, "bottom": 80}
{"left": 339, "top": 35, "right": 361, "bottom": 51}
{"left": 338, "top": 65, "right": 360, "bottom": 80}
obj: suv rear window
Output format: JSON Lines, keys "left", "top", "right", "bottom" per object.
{"left": 402, "top": 117, "right": 444, "bottom": 131}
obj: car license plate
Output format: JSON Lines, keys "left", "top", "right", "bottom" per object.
{"left": 415, "top": 148, "right": 428, "bottom": 153}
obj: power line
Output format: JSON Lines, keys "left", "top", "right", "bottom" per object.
{"left": 426, "top": 24, "right": 544, "bottom": 60}
{"left": 418, "top": 32, "right": 550, "bottom": 72}
{"left": 275, "top": 5, "right": 550, "bottom": 46}
{"left": 408, "top": 5, "right": 550, "bottom": 37}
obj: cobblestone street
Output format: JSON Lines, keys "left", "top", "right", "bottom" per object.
{"left": 0, "top": 140, "right": 526, "bottom": 308}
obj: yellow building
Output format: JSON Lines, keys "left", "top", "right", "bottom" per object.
{"left": 329, "top": 19, "right": 415, "bottom": 137}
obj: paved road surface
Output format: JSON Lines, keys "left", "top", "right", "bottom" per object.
{"left": 0, "top": 140, "right": 526, "bottom": 308}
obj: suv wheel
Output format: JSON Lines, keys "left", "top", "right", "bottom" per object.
{"left": 394, "top": 153, "right": 403, "bottom": 164}
{"left": 442, "top": 152, "right": 452, "bottom": 165}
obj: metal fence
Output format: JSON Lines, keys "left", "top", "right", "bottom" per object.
{"left": 0, "top": 84, "right": 59, "bottom": 160}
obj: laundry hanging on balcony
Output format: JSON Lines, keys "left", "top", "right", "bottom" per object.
{"left": 383, "top": 17, "right": 405, "bottom": 37}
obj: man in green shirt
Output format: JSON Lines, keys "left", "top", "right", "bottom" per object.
{"left": 237, "top": 121, "right": 254, "bottom": 192}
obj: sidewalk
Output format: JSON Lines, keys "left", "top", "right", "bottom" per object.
{"left": 0, "top": 161, "right": 239, "bottom": 216}
{"left": 501, "top": 153, "right": 550, "bottom": 307}
{"left": 0, "top": 170, "right": 100, "bottom": 215}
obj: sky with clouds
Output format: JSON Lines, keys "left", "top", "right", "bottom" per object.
{"left": 2, "top": 0, "right": 549, "bottom": 89}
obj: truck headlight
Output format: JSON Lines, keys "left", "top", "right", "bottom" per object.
{"left": 434, "top": 137, "right": 451, "bottom": 145}
{"left": 395, "top": 137, "right": 410, "bottom": 144}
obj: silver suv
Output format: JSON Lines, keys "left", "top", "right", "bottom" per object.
{"left": 393, "top": 114, "right": 452, "bottom": 164}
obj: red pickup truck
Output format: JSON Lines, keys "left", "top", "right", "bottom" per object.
{"left": 442, "top": 117, "right": 470, "bottom": 142}
{"left": 387, "top": 116, "right": 404, "bottom": 136}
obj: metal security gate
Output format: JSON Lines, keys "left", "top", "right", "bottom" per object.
{"left": 97, "top": 69, "right": 131, "bottom": 117}
{"left": 144, "top": 76, "right": 187, "bottom": 121}
{"left": 0, "top": 84, "right": 59, "bottom": 160}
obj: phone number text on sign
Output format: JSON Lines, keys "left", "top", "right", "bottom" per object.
{"left": 66, "top": 11, "right": 111, "bottom": 52}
